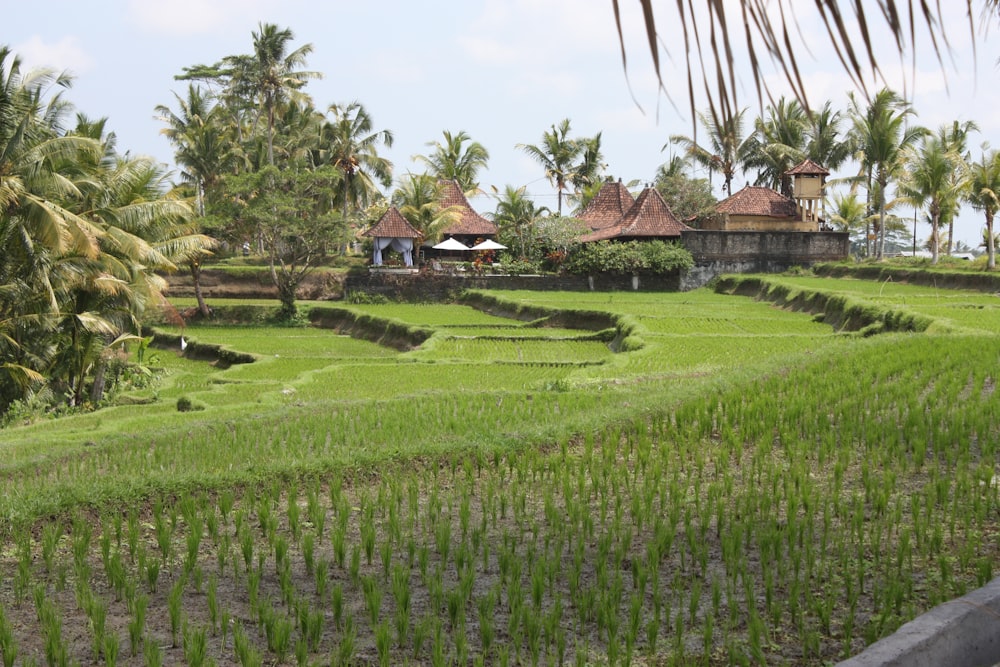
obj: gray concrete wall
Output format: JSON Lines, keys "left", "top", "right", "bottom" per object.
{"left": 343, "top": 270, "right": 681, "bottom": 299}
{"left": 678, "top": 230, "right": 850, "bottom": 290}
{"left": 836, "top": 576, "right": 1000, "bottom": 667}
{"left": 681, "top": 229, "right": 850, "bottom": 262}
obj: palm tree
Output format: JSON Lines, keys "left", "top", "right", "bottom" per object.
{"left": 415, "top": 130, "right": 490, "bottom": 192}
{"left": 391, "top": 173, "right": 461, "bottom": 241}
{"left": 967, "top": 150, "right": 1000, "bottom": 269}
{"left": 247, "top": 23, "right": 320, "bottom": 166}
{"left": 898, "top": 135, "right": 964, "bottom": 265}
{"left": 669, "top": 108, "right": 755, "bottom": 197}
{"left": 937, "top": 120, "right": 979, "bottom": 255}
{"left": 806, "top": 101, "right": 854, "bottom": 172}
{"left": 0, "top": 46, "right": 108, "bottom": 408}
{"left": 828, "top": 191, "right": 870, "bottom": 239}
{"left": 320, "top": 101, "right": 394, "bottom": 229}
{"left": 491, "top": 185, "right": 549, "bottom": 259}
{"left": 156, "top": 85, "right": 236, "bottom": 317}
{"left": 0, "top": 47, "right": 104, "bottom": 262}
{"left": 746, "top": 97, "right": 808, "bottom": 193}
{"left": 849, "top": 89, "right": 928, "bottom": 259}
{"left": 518, "top": 119, "right": 583, "bottom": 215}
{"left": 570, "top": 132, "right": 605, "bottom": 191}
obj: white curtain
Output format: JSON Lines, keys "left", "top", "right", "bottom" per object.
{"left": 372, "top": 237, "right": 415, "bottom": 266}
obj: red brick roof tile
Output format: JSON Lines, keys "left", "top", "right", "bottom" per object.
{"left": 715, "top": 185, "right": 798, "bottom": 218}
{"left": 437, "top": 180, "right": 497, "bottom": 236}
{"left": 576, "top": 180, "right": 636, "bottom": 230}
{"left": 362, "top": 207, "right": 422, "bottom": 238}
{"left": 784, "top": 159, "right": 829, "bottom": 176}
{"left": 580, "top": 187, "right": 691, "bottom": 242}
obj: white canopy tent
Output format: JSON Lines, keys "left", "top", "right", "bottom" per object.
{"left": 372, "top": 237, "right": 415, "bottom": 266}
{"left": 470, "top": 239, "right": 507, "bottom": 251}
{"left": 362, "top": 207, "right": 422, "bottom": 267}
{"left": 432, "top": 237, "right": 471, "bottom": 251}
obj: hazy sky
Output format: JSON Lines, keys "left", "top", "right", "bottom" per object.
{"left": 9, "top": 1, "right": 1000, "bottom": 246}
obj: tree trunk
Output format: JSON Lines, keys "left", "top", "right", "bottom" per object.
{"left": 930, "top": 218, "right": 940, "bottom": 265}
{"left": 90, "top": 358, "right": 107, "bottom": 404}
{"left": 277, "top": 279, "right": 298, "bottom": 320}
{"left": 190, "top": 260, "right": 211, "bottom": 318}
{"left": 989, "top": 213, "right": 996, "bottom": 270}
{"left": 877, "top": 177, "right": 887, "bottom": 260}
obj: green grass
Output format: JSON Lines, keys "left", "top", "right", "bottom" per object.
{"left": 0, "top": 275, "right": 998, "bottom": 665}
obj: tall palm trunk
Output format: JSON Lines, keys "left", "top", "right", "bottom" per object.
{"left": 190, "top": 259, "right": 211, "bottom": 318}
{"left": 988, "top": 211, "right": 996, "bottom": 270}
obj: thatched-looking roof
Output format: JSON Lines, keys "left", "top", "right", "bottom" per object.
{"left": 576, "top": 179, "right": 637, "bottom": 231}
{"left": 437, "top": 180, "right": 497, "bottom": 236}
{"left": 580, "top": 187, "right": 691, "bottom": 242}
{"left": 362, "top": 207, "right": 422, "bottom": 238}
{"left": 716, "top": 186, "right": 799, "bottom": 219}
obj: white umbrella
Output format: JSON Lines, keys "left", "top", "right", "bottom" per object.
{"left": 470, "top": 239, "right": 507, "bottom": 251}
{"left": 432, "top": 237, "right": 471, "bottom": 251}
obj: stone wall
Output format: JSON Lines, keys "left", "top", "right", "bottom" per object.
{"left": 678, "top": 230, "right": 850, "bottom": 290}
{"left": 342, "top": 270, "right": 681, "bottom": 300}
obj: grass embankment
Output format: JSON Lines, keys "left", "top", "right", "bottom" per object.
{"left": 0, "top": 276, "right": 997, "bottom": 665}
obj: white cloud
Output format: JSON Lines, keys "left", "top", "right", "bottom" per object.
{"left": 126, "top": 0, "right": 272, "bottom": 36}
{"left": 13, "top": 35, "right": 94, "bottom": 75}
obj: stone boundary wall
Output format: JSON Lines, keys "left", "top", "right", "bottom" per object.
{"left": 342, "top": 271, "right": 681, "bottom": 300}
{"left": 679, "top": 230, "right": 851, "bottom": 290}
{"left": 836, "top": 575, "right": 1000, "bottom": 667}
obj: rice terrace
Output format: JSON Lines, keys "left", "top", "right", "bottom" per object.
{"left": 2, "top": 269, "right": 1000, "bottom": 666}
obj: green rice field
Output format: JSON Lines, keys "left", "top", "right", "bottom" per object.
{"left": 0, "top": 274, "right": 997, "bottom": 666}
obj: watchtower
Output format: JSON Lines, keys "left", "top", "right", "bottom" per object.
{"left": 785, "top": 159, "right": 829, "bottom": 228}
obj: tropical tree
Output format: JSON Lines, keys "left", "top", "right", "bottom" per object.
{"left": 319, "top": 101, "right": 394, "bottom": 238}
{"left": 491, "top": 185, "right": 549, "bottom": 259}
{"left": 849, "top": 89, "right": 928, "bottom": 259}
{"left": 967, "top": 150, "right": 1000, "bottom": 269}
{"left": 414, "top": 130, "right": 490, "bottom": 192}
{"left": 221, "top": 165, "right": 341, "bottom": 318}
{"left": 898, "top": 135, "right": 965, "bottom": 264}
{"left": 827, "top": 190, "right": 870, "bottom": 249}
{"left": 175, "top": 23, "right": 319, "bottom": 168}
{"left": 570, "top": 132, "right": 605, "bottom": 193}
{"left": 155, "top": 85, "right": 233, "bottom": 316}
{"left": 518, "top": 119, "right": 583, "bottom": 215}
{"left": 391, "top": 173, "right": 461, "bottom": 241}
{"left": 936, "top": 120, "right": 979, "bottom": 254}
{"left": 669, "top": 108, "right": 756, "bottom": 197}
{"left": 654, "top": 162, "right": 716, "bottom": 224}
{"left": 246, "top": 23, "right": 320, "bottom": 166}
{"left": 806, "top": 101, "right": 855, "bottom": 172}
{"left": 0, "top": 46, "right": 105, "bottom": 409}
{"left": 746, "top": 97, "right": 808, "bottom": 192}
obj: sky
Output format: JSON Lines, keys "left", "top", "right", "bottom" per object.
{"left": 8, "top": 0, "right": 1000, "bottom": 247}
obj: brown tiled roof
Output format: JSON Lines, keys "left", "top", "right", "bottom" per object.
{"left": 437, "top": 180, "right": 497, "bottom": 236}
{"left": 716, "top": 185, "right": 798, "bottom": 218}
{"left": 362, "top": 207, "right": 422, "bottom": 238}
{"left": 580, "top": 187, "right": 691, "bottom": 242}
{"left": 576, "top": 179, "right": 636, "bottom": 230}
{"left": 784, "top": 159, "right": 829, "bottom": 176}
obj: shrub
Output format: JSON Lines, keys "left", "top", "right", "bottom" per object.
{"left": 175, "top": 397, "right": 206, "bottom": 413}
{"left": 564, "top": 240, "right": 693, "bottom": 276}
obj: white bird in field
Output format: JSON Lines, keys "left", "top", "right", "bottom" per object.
{"left": 180, "top": 336, "right": 187, "bottom": 351}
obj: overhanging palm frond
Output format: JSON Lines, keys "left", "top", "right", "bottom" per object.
{"left": 617, "top": 1, "right": 995, "bottom": 138}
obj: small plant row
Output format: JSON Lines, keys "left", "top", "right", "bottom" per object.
{"left": 1, "top": 330, "right": 998, "bottom": 665}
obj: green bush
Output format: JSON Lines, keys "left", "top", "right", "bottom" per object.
{"left": 564, "top": 240, "right": 693, "bottom": 276}
{"left": 176, "top": 396, "right": 205, "bottom": 413}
